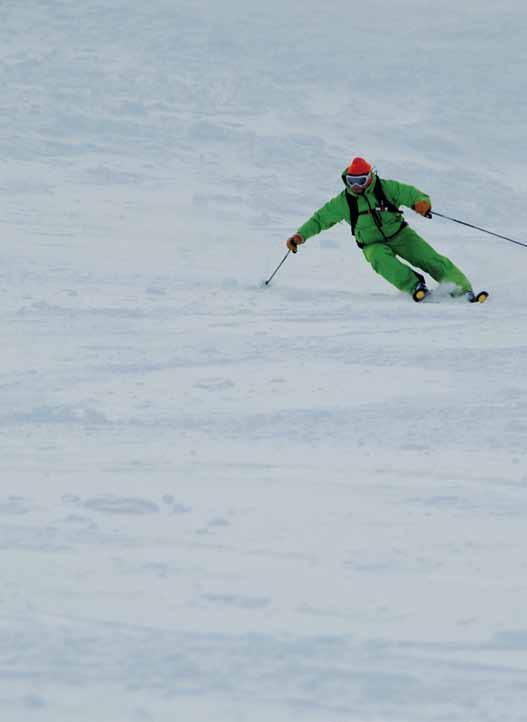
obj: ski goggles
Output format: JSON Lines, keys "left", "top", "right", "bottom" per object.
{"left": 345, "top": 173, "right": 371, "bottom": 189}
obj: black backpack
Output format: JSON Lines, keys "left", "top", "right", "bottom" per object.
{"left": 344, "top": 176, "right": 407, "bottom": 247}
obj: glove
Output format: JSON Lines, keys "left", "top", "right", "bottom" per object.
{"left": 414, "top": 200, "right": 432, "bottom": 218}
{"left": 286, "top": 233, "right": 305, "bottom": 253}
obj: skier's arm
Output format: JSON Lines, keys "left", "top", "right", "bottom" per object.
{"left": 383, "top": 179, "right": 431, "bottom": 216}
{"left": 296, "top": 194, "right": 347, "bottom": 241}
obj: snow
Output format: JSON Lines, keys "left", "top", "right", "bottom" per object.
{"left": 2, "top": 1, "right": 527, "bottom": 720}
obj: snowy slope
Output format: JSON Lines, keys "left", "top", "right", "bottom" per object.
{"left": 2, "top": 1, "right": 527, "bottom": 721}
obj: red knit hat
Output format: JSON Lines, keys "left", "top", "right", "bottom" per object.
{"left": 345, "top": 157, "right": 372, "bottom": 175}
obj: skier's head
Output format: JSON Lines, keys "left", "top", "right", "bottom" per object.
{"left": 343, "top": 157, "right": 373, "bottom": 194}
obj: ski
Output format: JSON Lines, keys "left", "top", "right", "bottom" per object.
{"left": 414, "top": 289, "right": 490, "bottom": 304}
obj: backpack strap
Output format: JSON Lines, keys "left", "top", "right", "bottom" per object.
{"left": 344, "top": 176, "right": 406, "bottom": 247}
{"left": 344, "top": 191, "right": 360, "bottom": 236}
{"left": 373, "top": 176, "right": 401, "bottom": 215}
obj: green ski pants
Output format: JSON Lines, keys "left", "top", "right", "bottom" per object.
{"left": 362, "top": 226, "right": 472, "bottom": 295}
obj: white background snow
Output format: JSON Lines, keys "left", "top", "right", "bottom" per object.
{"left": 2, "top": 1, "right": 527, "bottom": 720}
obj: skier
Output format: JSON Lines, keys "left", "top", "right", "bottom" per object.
{"left": 286, "top": 157, "right": 485, "bottom": 302}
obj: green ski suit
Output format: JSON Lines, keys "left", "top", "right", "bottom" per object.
{"left": 297, "top": 173, "right": 472, "bottom": 296}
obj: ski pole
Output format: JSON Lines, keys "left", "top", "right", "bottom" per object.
{"left": 431, "top": 211, "right": 527, "bottom": 249}
{"left": 264, "top": 250, "right": 290, "bottom": 286}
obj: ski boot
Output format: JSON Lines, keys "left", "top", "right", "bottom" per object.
{"left": 466, "top": 290, "right": 489, "bottom": 303}
{"left": 412, "top": 281, "right": 430, "bottom": 303}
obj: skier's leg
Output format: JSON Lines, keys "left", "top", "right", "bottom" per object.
{"left": 362, "top": 243, "right": 422, "bottom": 294}
{"left": 392, "top": 227, "right": 472, "bottom": 294}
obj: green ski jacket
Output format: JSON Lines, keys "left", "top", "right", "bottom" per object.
{"left": 297, "top": 172, "right": 431, "bottom": 247}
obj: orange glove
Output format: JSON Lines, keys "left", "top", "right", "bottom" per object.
{"left": 286, "top": 233, "right": 305, "bottom": 253}
{"left": 414, "top": 199, "right": 432, "bottom": 217}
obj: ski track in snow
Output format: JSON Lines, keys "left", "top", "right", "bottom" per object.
{"left": 2, "top": 1, "right": 527, "bottom": 721}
